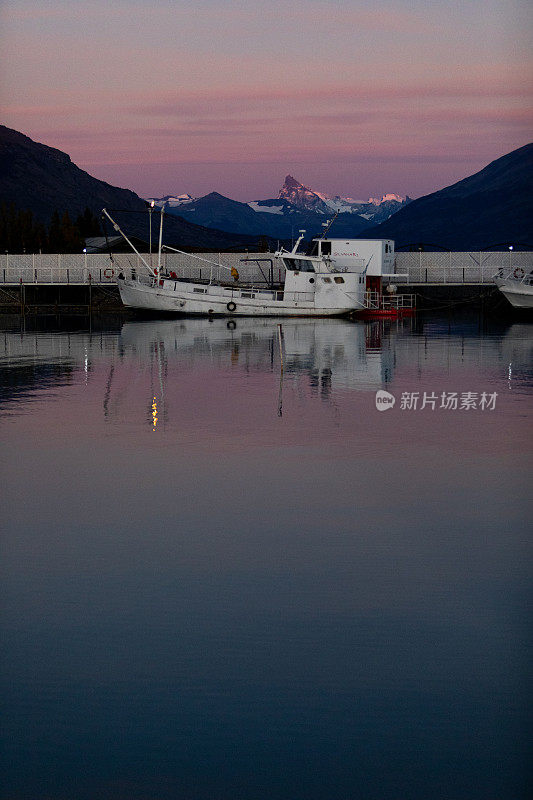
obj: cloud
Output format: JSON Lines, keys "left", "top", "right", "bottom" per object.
{"left": 127, "top": 73, "right": 533, "bottom": 118}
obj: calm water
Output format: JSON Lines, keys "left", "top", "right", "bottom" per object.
{"left": 1, "top": 313, "right": 531, "bottom": 800}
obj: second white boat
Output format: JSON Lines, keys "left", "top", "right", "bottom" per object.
{"left": 493, "top": 268, "right": 533, "bottom": 309}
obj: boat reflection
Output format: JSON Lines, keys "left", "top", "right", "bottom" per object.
{"left": 104, "top": 317, "right": 398, "bottom": 428}
{"left": 1, "top": 316, "right": 530, "bottom": 427}
{"left": 120, "top": 317, "right": 395, "bottom": 390}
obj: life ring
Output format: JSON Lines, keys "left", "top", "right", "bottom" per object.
{"left": 103, "top": 267, "right": 114, "bottom": 278}
{"left": 226, "top": 301, "right": 236, "bottom": 312}
{"left": 513, "top": 267, "right": 525, "bottom": 279}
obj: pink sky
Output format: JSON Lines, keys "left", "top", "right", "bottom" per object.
{"left": 1, "top": 0, "right": 532, "bottom": 201}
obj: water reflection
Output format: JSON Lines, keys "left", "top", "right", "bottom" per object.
{"left": 117, "top": 318, "right": 396, "bottom": 418}
{"left": 1, "top": 315, "right": 532, "bottom": 429}
{"left": 0, "top": 313, "right": 531, "bottom": 800}
{"left": 2, "top": 315, "right": 532, "bottom": 425}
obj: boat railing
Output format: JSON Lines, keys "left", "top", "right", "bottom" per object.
{"left": 133, "top": 273, "right": 291, "bottom": 302}
{"left": 364, "top": 291, "right": 381, "bottom": 309}
{"left": 382, "top": 293, "right": 416, "bottom": 309}
{"left": 493, "top": 268, "right": 533, "bottom": 285}
{"left": 365, "top": 291, "right": 416, "bottom": 310}
{"left": 131, "top": 272, "right": 277, "bottom": 291}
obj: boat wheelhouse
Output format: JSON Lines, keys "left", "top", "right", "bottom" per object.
{"left": 313, "top": 237, "right": 415, "bottom": 317}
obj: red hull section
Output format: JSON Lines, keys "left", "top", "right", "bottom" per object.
{"left": 354, "top": 308, "right": 416, "bottom": 319}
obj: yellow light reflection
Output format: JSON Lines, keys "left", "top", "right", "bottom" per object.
{"left": 152, "top": 395, "right": 158, "bottom": 430}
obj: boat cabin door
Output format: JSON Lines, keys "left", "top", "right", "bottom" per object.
{"left": 366, "top": 275, "right": 382, "bottom": 294}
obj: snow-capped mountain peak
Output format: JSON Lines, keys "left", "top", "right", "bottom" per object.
{"left": 277, "top": 175, "right": 407, "bottom": 219}
{"left": 369, "top": 193, "right": 404, "bottom": 205}
{"left": 278, "top": 175, "right": 329, "bottom": 214}
{"left": 145, "top": 177, "right": 409, "bottom": 237}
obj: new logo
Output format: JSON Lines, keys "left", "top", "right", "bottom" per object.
{"left": 375, "top": 390, "right": 396, "bottom": 411}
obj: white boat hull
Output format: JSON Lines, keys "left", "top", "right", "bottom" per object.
{"left": 118, "top": 277, "right": 362, "bottom": 317}
{"left": 494, "top": 277, "right": 533, "bottom": 308}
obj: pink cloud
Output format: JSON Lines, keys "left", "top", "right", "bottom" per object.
{"left": 128, "top": 76, "right": 532, "bottom": 119}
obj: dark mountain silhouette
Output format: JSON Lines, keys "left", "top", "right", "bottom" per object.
{"left": 4, "top": 125, "right": 530, "bottom": 251}
{"left": 361, "top": 144, "right": 533, "bottom": 249}
{"left": 0, "top": 125, "right": 145, "bottom": 222}
{"left": 0, "top": 126, "right": 268, "bottom": 250}
{"left": 172, "top": 192, "right": 271, "bottom": 235}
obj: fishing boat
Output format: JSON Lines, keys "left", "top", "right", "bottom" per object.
{"left": 102, "top": 208, "right": 367, "bottom": 317}
{"left": 493, "top": 268, "right": 533, "bottom": 309}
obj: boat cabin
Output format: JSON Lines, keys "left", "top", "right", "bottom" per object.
{"left": 313, "top": 238, "right": 397, "bottom": 293}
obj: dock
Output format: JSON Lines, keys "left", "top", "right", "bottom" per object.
{"left": 1, "top": 251, "right": 531, "bottom": 314}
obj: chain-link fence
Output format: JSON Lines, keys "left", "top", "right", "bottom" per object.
{"left": 394, "top": 251, "right": 533, "bottom": 283}
{"left": 1, "top": 251, "right": 532, "bottom": 285}
{"left": 0, "top": 252, "right": 283, "bottom": 285}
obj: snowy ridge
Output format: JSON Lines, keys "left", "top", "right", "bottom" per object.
{"left": 248, "top": 201, "right": 284, "bottom": 215}
{"left": 369, "top": 193, "right": 404, "bottom": 205}
{"left": 145, "top": 175, "right": 409, "bottom": 237}
{"left": 276, "top": 175, "right": 408, "bottom": 220}
{"left": 148, "top": 194, "right": 195, "bottom": 208}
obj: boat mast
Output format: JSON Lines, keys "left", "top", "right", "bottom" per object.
{"left": 157, "top": 206, "right": 164, "bottom": 275}
{"left": 101, "top": 208, "right": 156, "bottom": 276}
{"left": 320, "top": 210, "right": 339, "bottom": 238}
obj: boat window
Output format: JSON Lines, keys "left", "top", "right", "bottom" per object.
{"left": 284, "top": 258, "right": 314, "bottom": 272}
{"left": 193, "top": 287, "right": 207, "bottom": 293}
{"left": 321, "top": 242, "right": 332, "bottom": 255}
{"left": 322, "top": 277, "right": 331, "bottom": 283}
{"left": 334, "top": 276, "right": 345, "bottom": 284}
{"left": 241, "top": 292, "right": 255, "bottom": 298}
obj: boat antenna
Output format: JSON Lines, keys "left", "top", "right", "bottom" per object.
{"left": 149, "top": 200, "right": 155, "bottom": 269}
{"left": 308, "top": 211, "right": 340, "bottom": 256}
{"left": 320, "top": 210, "right": 339, "bottom": 238}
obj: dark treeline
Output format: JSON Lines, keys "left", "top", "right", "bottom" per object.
{"left": 0, "top": 203, "right": 102, "bottom": 253}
